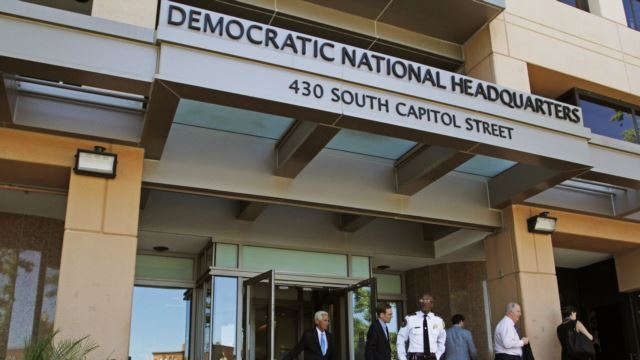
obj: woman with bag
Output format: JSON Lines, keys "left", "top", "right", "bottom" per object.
{"left": 557, "top": 306, "right": 595, "bottom": 360}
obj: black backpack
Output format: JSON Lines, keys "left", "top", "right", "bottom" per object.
{"left": 566, "top": 325, "right": 596, "bottom": 360}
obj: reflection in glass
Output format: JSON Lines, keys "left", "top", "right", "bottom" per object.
{"left": 380, "top": 301, "right": 402, "bottom": 360}
{"left": 352, "top": 287, "right": 372, "bottom": 360}
{"left": 212, "top": 277, "right": 237, "bottom": 360}
{"left": 0, "top": 213, "right": 63, "bottom": 360}
{"left": 129, "top": 287, "right": 188, "bottom": 360}
{"left": 623, "top": 0, "right": 640, "bottom": 30}
{"left": 204, "top": 279, "right": 212, "bottom": 360}
{"left": 580, "top": 98, "right": 639, "bottom": 143}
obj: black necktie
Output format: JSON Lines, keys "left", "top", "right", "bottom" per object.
{"left": 423, "top": 314, "right": 431, "bottom": 354}
{"left": 385, "top": 324, "right": 389, "bottom": 339}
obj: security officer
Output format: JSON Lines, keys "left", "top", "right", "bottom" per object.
{"left": 397, "top": 294, "right": 446, "bottom": 360}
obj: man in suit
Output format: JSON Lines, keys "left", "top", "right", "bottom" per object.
{"left": 366, "top": 303, "right": 393, "bottom": 360}
{"left": 444, "top": 314, "right": 478, "bottom": 360}
{"left": 282, "top": 310, "right": 334, "bottom": 360}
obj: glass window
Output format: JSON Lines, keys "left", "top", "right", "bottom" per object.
{"left": 375, "top": 274, "right": 402, "bottom": 294}
{"left": 135, "top": 255, "right": 194, "bottom": 282}
{"left": 242, "top": 246, "right": 348, "bottom": 277}
{"left": 623, "top": 0, "right": 640, "bottom": 30}
{"left": 212, "top": 277, "right": 238, "bottom": 360}
{"left": 215, "top": 244, "right": 238, "bottom": 268}
{"left": 557, "top": 0, "right": 590, "bottom": 11}
{"left": 0, "top": 212, "right": 63, "bottom": 360}
{"left": 352, "top": 286, "right": 373, "bottom": 360}
{"left": 129, "top": 287, "right": 189, "bottom": 360}
{"left": 579, "top": 97, "right": 639, "bottom": 144}
{"left": 351, "top": 256, "right": 371, "bottom": 278}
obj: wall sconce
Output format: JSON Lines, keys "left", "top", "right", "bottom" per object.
{"left": 527, "top": 211, "right": 557, "bottom": 234}
{"left": 74, "top": 146, "right": 117, "bottom": 179}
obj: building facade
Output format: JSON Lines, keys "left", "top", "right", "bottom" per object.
{"left": 1, "top": 0, "right": 640, "bottom": 360}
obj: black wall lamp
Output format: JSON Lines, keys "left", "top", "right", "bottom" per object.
{"left": 527, "top": 211, "right": 557, "bottom": 234}
{"left": 74, "top": 146, "right": 117, "bottom": 179}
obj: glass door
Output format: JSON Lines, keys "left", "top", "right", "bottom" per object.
{"left": 345, "top": 278, "right": 377, "bottom": 360}
{"left": 243, "top": 270, "right": 275, "bottom": 360}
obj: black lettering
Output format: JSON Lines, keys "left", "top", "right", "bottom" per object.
{"left": 246, "top": 24, "right": 263, "bottom": 45}
{"left": 561, "top": 106, "right": 571, "bottom": 121}
{"left": 342, "top": 48, "right": 357, "bottom": 67}
{"left": 341, "top": 90, "right": 354, "bottom": 104}
{"left": 524, "top": 96, "right": 536, "bottom": 112}
{"left": 357, "top": 53, "right": 373, "bottom": 71}
{"left": 371, "top": 54, "right": 385, "bottom": 73}
{"left": 330, "top": 88, "right": 340, "bottom": 102}
{"left": 534, "top": 98, "right": 546, "bottom": 115}
{"left": 264, "top": 28, "right": 279, "bottom": 49}
{"left": 451, "top": 75, "right": 465, "bottom": 93}
{"left": 423, "top": 69, "right": 436, "bottom": 87}
{"left": 281, "top": 33, "right": 298, "bottom": 54}
{"left": 487, "top": 85, "right": 500, "bottom": 102}
{"left": 296, "top": 35, "right": 312, "bottom": 55}
{"left": 396, "top": 102, "right": 407, "bottom": 116}
{"left": 203, "top": 14, "right": 223, "bottom": 35}
{"left": 418, "top": 107, "right": 427, "bottom": 120}
{"left": 464, "top": 79, "right": 474, "bottom": 96}
{"left": 187, "top": 10, "right": 201, "bottom": 31}
{"left": 225, "top": 19, "right": 244, "bottom": 39}
{"left": 168, "top": 5, "right": 186, "bottom": 26}
{"left": 378, "top": 98, "right": 389, "bottom": 113}
{"left": 465, "top": 118, "right": 474, "bottom": 131}
{"left": 544, "top": 100, "right": 554, "bottom": 116}
{"left": 408, "top": 64, "right": 422, "bottom": 83}
{"left": 392, "top": 61, "right": 407, "bottom": 79}
{"left": 500, "top": 90, "right": 514, "bottom": 108}
{"left": 320, "top": 43, "right": 335, "bottom": 61}
{"left": 407, "top": 105, "right": 419, "bottom": 119}
{"left": 435, "top": 71, "right": 447, "bottom": 89}
{"left": 474, "top": 83, "right": 488, "bottom": 100}
{"left": 571, "top": 108, "right": 582, "bottom": 123}
{"left": 513, "top": 93, "right": 524, "bottom": 109}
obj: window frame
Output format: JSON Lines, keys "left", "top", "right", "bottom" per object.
{"left": 557, "top": 0, "right": 590, "bottom": 12}
{"left": 559, "top": 88, "right": 640, "bottom": 144}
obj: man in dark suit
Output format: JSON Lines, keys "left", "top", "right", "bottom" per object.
{"left": 365, "top": 303, "right": 393, "bottom": 360}
{"left": 282, "top": 310, "right": 334, "bottom": 360}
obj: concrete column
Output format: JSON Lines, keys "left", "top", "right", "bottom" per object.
{"left": 485, "top": 205, "right": 562, "bottom": 360}
{"left": 91, "top": 0, "right": 158, "bottom": 28}
{"left": 587, "top": 0, "right": 628, "bottom": 25}
{"left": 54, "top": 144, "right": 144, "bottom": 360}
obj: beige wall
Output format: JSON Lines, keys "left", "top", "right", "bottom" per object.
{"left": 91, "top": 0, "right": 158, "bottom": 29}
{"left": 466, "top": 0, "right": 640, "bottom": 101}
{"left": 485, "top": 205, "right": 562, "bottom": 360}
{"left": 0, "top": 128, "right": 144, "bottom": 360}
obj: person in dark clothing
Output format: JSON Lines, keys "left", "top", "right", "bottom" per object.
{"left": 366, "top": 303, "right": 393, "bottom": 360}
{"left": 557, "top": 306, "right": 593, "bottom": 360}
{"left": 282, "top": 310, "right": 335, "bottom": 360}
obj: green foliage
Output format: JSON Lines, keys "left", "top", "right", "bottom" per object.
{"left": 22, "top": 330, "right": 98, "bottom": 360}
{"left": 622, "top": 128, "right": 639, "bottom": 143}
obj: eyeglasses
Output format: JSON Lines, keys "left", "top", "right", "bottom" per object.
{"left": 419, "top": 299, "right": 434, "bottom": 303}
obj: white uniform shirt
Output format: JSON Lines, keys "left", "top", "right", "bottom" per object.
{"left": 397, "top": 311, "right": 446, "bottom": 360}
{"left": 493, "top": 316, "right": 523, "bottom": 356}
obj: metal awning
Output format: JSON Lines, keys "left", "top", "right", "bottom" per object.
{"left": 303, "top": 0, "right": 505, "bottom": 44}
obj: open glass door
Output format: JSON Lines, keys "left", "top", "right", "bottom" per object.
{"left": 345, "top": 278, "right": 377, "bottom": 360}
{"left": 243, "top": 270, "right": 275, "bottom": 360}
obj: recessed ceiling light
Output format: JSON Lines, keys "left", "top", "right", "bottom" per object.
{"left": 153, "top": 246, "right": 170, "bottom": 252}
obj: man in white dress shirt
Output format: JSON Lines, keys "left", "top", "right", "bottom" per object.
{"left": 493, "top": 302, "right": 529, "bottom": 360}
{"left": 397, "top": 294, "right": 446, "bottom": 360}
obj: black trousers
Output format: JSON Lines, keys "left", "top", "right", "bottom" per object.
{"left": 494, "top": 354, "right": 522, "bottom": 360}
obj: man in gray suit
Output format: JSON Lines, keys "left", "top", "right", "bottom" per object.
{"left": 444, "top": 314, "right": 478, "bottom": 360}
